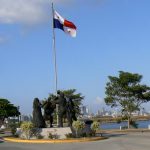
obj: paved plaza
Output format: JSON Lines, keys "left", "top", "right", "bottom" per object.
{"left": 0, "top": 132, "right": 150, "bottom": 150}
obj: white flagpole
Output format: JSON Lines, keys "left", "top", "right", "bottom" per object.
{"left": 52, "top": 3, "right": 58, "bottom": 95}
{"left": 52, "top": 2, "right": 59, "bottom": 127}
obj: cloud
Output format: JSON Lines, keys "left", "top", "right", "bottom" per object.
{"left": 0, "top": 0, "right": 77, "bottom": 25}
{"left": 94, "top": 96, "right": 105, "bottom": 105}
{"left": 0, "top": 0, "right": 50, "bottom": 25}
{"left": 0, "top": 0, "right": 102, "bottom": 25}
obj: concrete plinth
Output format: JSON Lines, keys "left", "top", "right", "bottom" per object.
{"left": 16, "top": 127, "right": 72, "bottom": 139}
{"left": 40, "top": 127, "right": 72, "bottom": 139}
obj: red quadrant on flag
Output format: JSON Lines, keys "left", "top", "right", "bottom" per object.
{"left": 64, "top": 20, "right": 76, "bottom": 30}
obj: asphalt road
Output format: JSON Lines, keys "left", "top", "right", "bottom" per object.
{"left": 0, "top": 132, "right": 150, "bottom": 150}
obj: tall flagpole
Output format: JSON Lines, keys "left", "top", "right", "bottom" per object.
{"left": 52, "top": 3, "right": 58, "bottom": 94}
{"left": 52, "top": 2, "right": 59, "bottom": 127}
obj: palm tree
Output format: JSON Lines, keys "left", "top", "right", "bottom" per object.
{"left": 61, "top": 89, "right": 84, "bottom": 116}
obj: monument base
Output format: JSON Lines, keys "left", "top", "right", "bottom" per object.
{"left": 40, "top": 127, "right": 72, "bottom": 139}
{"left": 16, "top": 127, "right": 72, "bottom": 139}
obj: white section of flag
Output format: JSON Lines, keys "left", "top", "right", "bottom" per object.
{"left": 54, "top": 11, "right": 64, "bottom": 24}
{"left": 64, "top": 27, "right": 76, "bottom": 37}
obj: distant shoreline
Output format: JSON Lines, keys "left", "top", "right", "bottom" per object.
{"left": 92, "top": 116, "right": 150, "bottom": 123}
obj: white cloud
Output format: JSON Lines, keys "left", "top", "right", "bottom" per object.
{"left": 0, "top": 0, "right": 78, "bottom": 25}
{"left": 0, "top": 0, "right": 102, "bottom": 25}
{"left": 0, "top": 0, "right": 50, "bottom": 25}
{"left": 94, "top": 96, "right": 105, "bottom": 105}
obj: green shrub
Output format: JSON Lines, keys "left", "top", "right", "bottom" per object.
{"left": 72, "top": 120, "right": 85, "bottom": 137}
{"left": 48, "top": 133, "right": 53, "bottom": 139}
{"left": 20, "top": 121, "right": 34, "bottom": 139}
{"left": 36, "top": 134, "right": 44, "bottom": 139}
{"left": 80, "top": 132, "right": 87, "bottom": 137}
{"left": 11, "top": 128, "right": 17, "bottom": 136}
{"left": 48, "top": 133, "right": 58, "bottom": 139}
{"left": 91, "top": 121, "right": 100, "bottom": 136}
{"left": 91, "top": 121, "right": 99, "bottom": 131}
{"left": 9, "top": 123, "right": 17, "bottom": 136}
{"left": 86, "top": 132, "right": 94, "bottom": 137}
{"left": 65, "top": 133, "right": 75, "bottom": 138}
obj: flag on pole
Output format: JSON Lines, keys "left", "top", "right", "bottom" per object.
{"left": 53, "top": 10, "right": 77, "bottom": 37}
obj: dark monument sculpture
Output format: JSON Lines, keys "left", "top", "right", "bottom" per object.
{"left": 32, "top": 92, "right": 77, "bottom": 128}
{"left": 55, "top": 91, "right": 77, "bottom": 127}
{"left": 32, "top": 98, "right": 46, "bottom": 128}
{"left": 42, "top": 98, "right": 55, "bottom": 127}
{"left": 55, "top": 91, "right": 67, "bottom": 127}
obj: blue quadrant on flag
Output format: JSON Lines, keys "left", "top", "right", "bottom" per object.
{"left": 53, "top": 19, "right": 64, "bottom": 31}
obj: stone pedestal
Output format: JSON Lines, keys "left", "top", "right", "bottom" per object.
{"left": 40, "top": 127, "right": 72, "bottom": 139}
{"left": 16, "top": 127, "right": 72, "bottom": 139}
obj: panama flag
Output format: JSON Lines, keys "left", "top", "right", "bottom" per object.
{"left": 53, "top": 10, "right": 77, "bottom": 37}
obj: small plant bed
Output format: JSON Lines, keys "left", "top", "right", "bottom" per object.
{"left": 4, "top": 119, "right": 107, "bottom": 143}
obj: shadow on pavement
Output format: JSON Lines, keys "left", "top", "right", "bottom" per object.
{"left": 100, "top": 133, "right": 126, "bottom": 138}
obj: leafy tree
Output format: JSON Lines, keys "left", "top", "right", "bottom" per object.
{"left": 62, "top": 89, "right": 84, "bottom": 116}
{"left": 0, "top": 98, "right": 20, "bottom": 125}
{"left": 104, "top": 71, "right": 150, "bottom": 128}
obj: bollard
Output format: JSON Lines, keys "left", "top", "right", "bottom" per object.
{"left": 120, "top": 126, "right": 122, "bottom": 130}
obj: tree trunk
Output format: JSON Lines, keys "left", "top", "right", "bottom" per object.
{"left": 128, "top": 117, "right": 130, "bottom": 129}
{"left": 128, "top": 113, "right": 132, "bottom": 129}
{"left": 0, "top": 117, "right": 5, "bottom": 126}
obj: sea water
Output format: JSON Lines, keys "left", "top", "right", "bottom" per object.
{"left": 100, "top": 120, "right": 150, "bottom": 129}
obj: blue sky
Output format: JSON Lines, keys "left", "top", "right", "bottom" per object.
{"left": 1, "top": 0, "right": 150, "bottom": 114}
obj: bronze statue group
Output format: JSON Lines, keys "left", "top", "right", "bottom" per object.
{"left": 32, "top": 91, "right": 77, "bottom": 128}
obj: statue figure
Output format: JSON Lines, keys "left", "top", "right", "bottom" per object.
{"left": 55, "top": 91, "right": 77, "bottom": 127}
{"left": 55, "top": 91, "right": 67, "bottom": 127}
{"left": 42, "top": 98, "right": 55, "bottom": 128}
{"left": 32, "top": 98, "right": 46, "bottom": 128}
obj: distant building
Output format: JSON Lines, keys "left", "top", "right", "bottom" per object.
{"left": 80, "top": 105, "right": 89, "bottom": 116}
{"left": 131, "top": 111, "right": 140, "bottom": 116}
{"left": 97, "top": 107, "right": 106, "bottom": 116}
{"left": 20, "top": 114, "right": 32, "bottom": 122}
{"left": 111, "top": 109, "right": 122, "bottom": 118}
